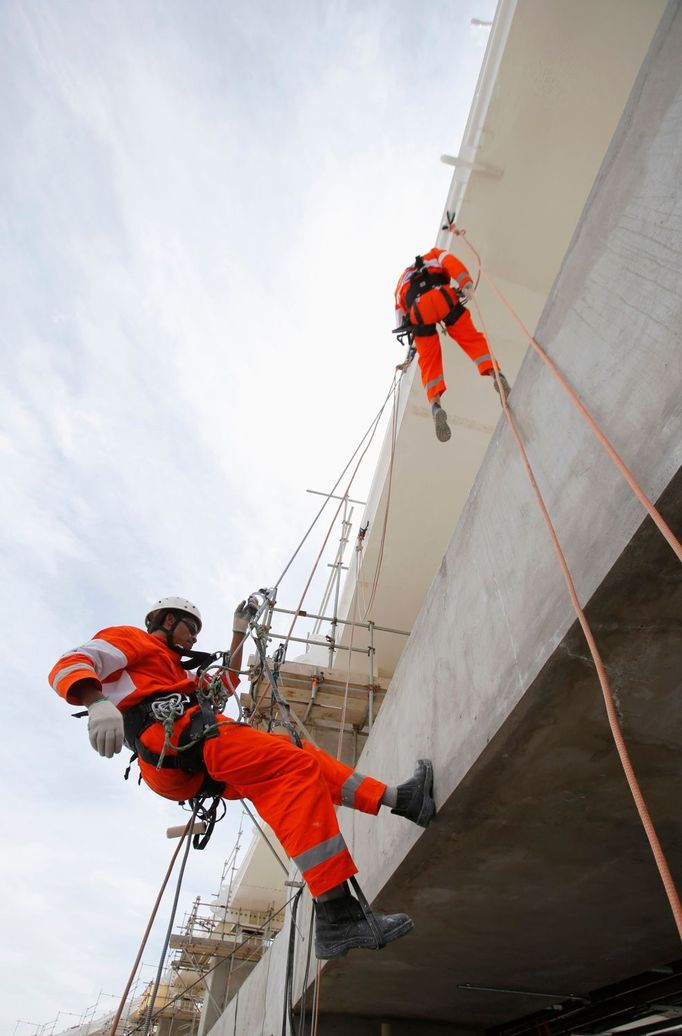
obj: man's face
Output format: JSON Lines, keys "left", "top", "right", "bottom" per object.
{"left": 163, "top": 612, "right": 199, "bottom": 651}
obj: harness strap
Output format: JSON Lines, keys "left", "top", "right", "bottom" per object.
{"left": 409, "top": 290, "right": 465, "bottom": 337}
{"left": 123, "top": 692, "right": 220, "bottom": 775}
{"left": 405, "top": 268, "right": 449, "bottom": 308}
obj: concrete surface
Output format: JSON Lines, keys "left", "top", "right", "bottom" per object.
{"left": 333, "top": 0, "right": 666, "bottom": 681}
{"left": 207, "top": 2, "right": 682, "bottom": 1032}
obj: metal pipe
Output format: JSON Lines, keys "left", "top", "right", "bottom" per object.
{"left": 306, "top": 489, "right": 366, "bottom": 505}
{"left": 267, "top": 632, "right": 369, "bottom": 655}
{"left": 272, "top": 607, "right": 409, "bottom": 637}
{"left": 329, "top": 501, "right": 353, "bottom": 667}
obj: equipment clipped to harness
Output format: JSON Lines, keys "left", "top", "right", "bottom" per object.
{"left": 187, "top": 791, "right": 226, "bottom": 850}
{"left": 405, "top": 255, "right": 450, "bottom": 309}
{"left": 250, "top": 628, "right": 302, "bottom": 749}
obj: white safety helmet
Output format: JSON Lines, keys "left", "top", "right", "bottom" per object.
{"left": 145, "top": 596, "right": 203, "bottom": 632}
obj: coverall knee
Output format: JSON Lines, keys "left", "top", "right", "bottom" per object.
{"left": 414, "top": 332, "right": 446, "bottom": 402}
{"left": 138, "top": 718, "right": 385, "bottom": 898}
{"left": 444, "top": 308, "right": 494, "bottom": 376}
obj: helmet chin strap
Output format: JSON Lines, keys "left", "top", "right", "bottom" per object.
{"left": 148, "top": 610, "right": 184, "bottom": 652}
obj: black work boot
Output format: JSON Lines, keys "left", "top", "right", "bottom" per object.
{"left": 391, "top": 758, "right": 436, "bottom": 828}
{"left": 315, "top": 892, "right": 414, "bottom": 960}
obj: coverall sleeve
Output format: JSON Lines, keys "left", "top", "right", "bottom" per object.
{"left": 440, "top": 252, "right": 473, "bottom": 293}
{"left": 48, "top": 626, "right": 138, "bottom": 705}
{"left": 394, "top": 273, "right": 409, "bottom": 327}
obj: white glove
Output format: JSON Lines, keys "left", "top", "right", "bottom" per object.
{"left": 233, "top": 594, "right": 259, "bottom": 634}
{"left": 87, "top": 697, "right": 124, "bottom": 758}
{"left": 459, "top": 283, "right": 474, "bottom": 305}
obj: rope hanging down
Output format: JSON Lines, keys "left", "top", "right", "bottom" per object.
{"left": 444, "top": 218, "right": 682, "bottom": 564}
{"left": 467, "top": 289, "right": 682, "bottom": 941}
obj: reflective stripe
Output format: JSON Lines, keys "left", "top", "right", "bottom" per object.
{"left": 453, "top": 272, "right": 470, "bottom": 288}
{"left": 476, "top": 354, "right": 492, "bottom": 367}
{"left": 341, "top": 772, "right": 366, "bottom": 808}
{"left": 397, "top": 269, "right": 415, "bottom": 292}
{"left": 70, "top": 638, "right": 128, "bottom": 679}
{"left": 293, "top": 833, "right": 348, "bottom": 873}
{"left": 102, "top": 670, "right": 136, "bottom": 706}
{"left": 425, "top": 376, "right": 445, "bottom": 391}
{"left": 51, "top": 662, "right": 95, "bottom": 692}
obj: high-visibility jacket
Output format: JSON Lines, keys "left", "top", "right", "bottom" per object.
{"left": 48, "top": 625, "right": 236, "bottom": 709}
{"left": 394, "top": 248, "right": 473, "bottom": 325}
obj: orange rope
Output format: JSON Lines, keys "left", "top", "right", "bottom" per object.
{"left": 446, "top": 223, "right": 682, "bottom": 564}
{"left": 471, "top": 294, "right": 682, "bottom": 941}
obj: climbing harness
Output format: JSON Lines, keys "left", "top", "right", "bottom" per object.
{"left": 404, "top": 254, "right": 449, "bottom": 307}
{"left": 398, "top": 251, "right": 467, "bottom": 337}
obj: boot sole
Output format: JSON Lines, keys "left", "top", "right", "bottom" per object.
{"left": 415, "top": 758, "right": 436, "bottom": 827}
{"left": 315, "top": 917, "right": 415, "bottom": 960}
{"left": 434, "top": 409, "right": 451, "bottom": 442}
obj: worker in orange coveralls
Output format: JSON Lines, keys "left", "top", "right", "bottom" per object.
{"left": 394, "top": 248, "right": 511, "bottom": 442}
{"left": 49, "top": 596, "right": 435, "bottom": 960}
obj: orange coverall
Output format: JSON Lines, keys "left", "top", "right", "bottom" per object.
{"left": 395, "top": 248, "right": 495, "bottom": 402}
{"left": 49, "top": 626, "right": 386, "bottom": 897}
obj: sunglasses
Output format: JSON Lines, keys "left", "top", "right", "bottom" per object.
{"left": 179, "top": 616, "right": 200, "bottom": 636}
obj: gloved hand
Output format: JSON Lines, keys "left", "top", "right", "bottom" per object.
{"left": 233, "top": 594, "right": 259, "bottom": 634}
{"left": 87, "top": 697, "right": 124, "bottom": 758}
{"left": 488, "top": 370, "right": 511, "bottom": 401}
{"left": 459, "top": 283, "right": 474, "bottom": 305}
{"left": 396, "top": 345, "right": 417, "bottom": 372}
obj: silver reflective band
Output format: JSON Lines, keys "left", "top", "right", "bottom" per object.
{"left": 425, "top": 376, "right": 445, "bottom": 391}
{"left": 294, "top": 833, "right": 348, "bottom": 873}
{"left": 52, "top": 662, "right": 95, "bottom": 691}
{"left": 454, "top": 272, "right": 469, "bottom": 287}
{"left": 476, "top": 354, "right": 492, "bottom": 366}
{"left": 341, "top": 772, "right": 366, "bottom": 808}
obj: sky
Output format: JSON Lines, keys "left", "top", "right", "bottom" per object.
{"left": 0, "top": 1, "right": 495, "bottom": 1030}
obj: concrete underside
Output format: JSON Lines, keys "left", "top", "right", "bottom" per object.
{"left": 311, "top": 467, "right": 682, "bottom": 1030}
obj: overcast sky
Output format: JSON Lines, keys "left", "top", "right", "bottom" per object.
{"left": 0, "top": 1, "right": 495, "bottom": 1030}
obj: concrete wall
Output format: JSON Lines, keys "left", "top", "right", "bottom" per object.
{"left": 208, "top": 3, "right": 682, "bottom": 1032}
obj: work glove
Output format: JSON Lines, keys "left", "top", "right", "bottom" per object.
{"left": 489, "top": 370, "right": 511, "bottom": 402}
{"left": 396, "top": 345, "right": 416, "bottom": 372}
{"left": 87, "top": 697, "right": 124, "bottom": 758}
{"left": 233, "top": 594, "right": 259, "bottom": 634}
{"left": 458, "top": 283, "right": 474, "bottom": 305}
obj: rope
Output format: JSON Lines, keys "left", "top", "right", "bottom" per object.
{"left": 122, "top": 887, "right": 305, "bottom": 1035}
{"left": 141, "top": 801, "right": 201, "bottom": 1036}
{"left": 280, "top": 371, "right": 400, "bottom": 656}
{"left": 108, "top": 815, "right": 196, "bottom": 1035}
{"left": 470, "top": 294, "right": 682, "bottom": 941}
{"left": 247, "top": 372, "right": 400, "bottom": 722}
{"left": 282, "top": 887, "right": 304, "bottom": 1036}
{"left": 273, "top": 372, "right": 402, "bottom": 591}
{"left": 335, "top": 559, "right": 361, "bottom": 761}
{"left": 446, "top": 222, "right": 682, "bottom": 564}
{"left": 360, "top": 366, "right": 403, "bottom": 620}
